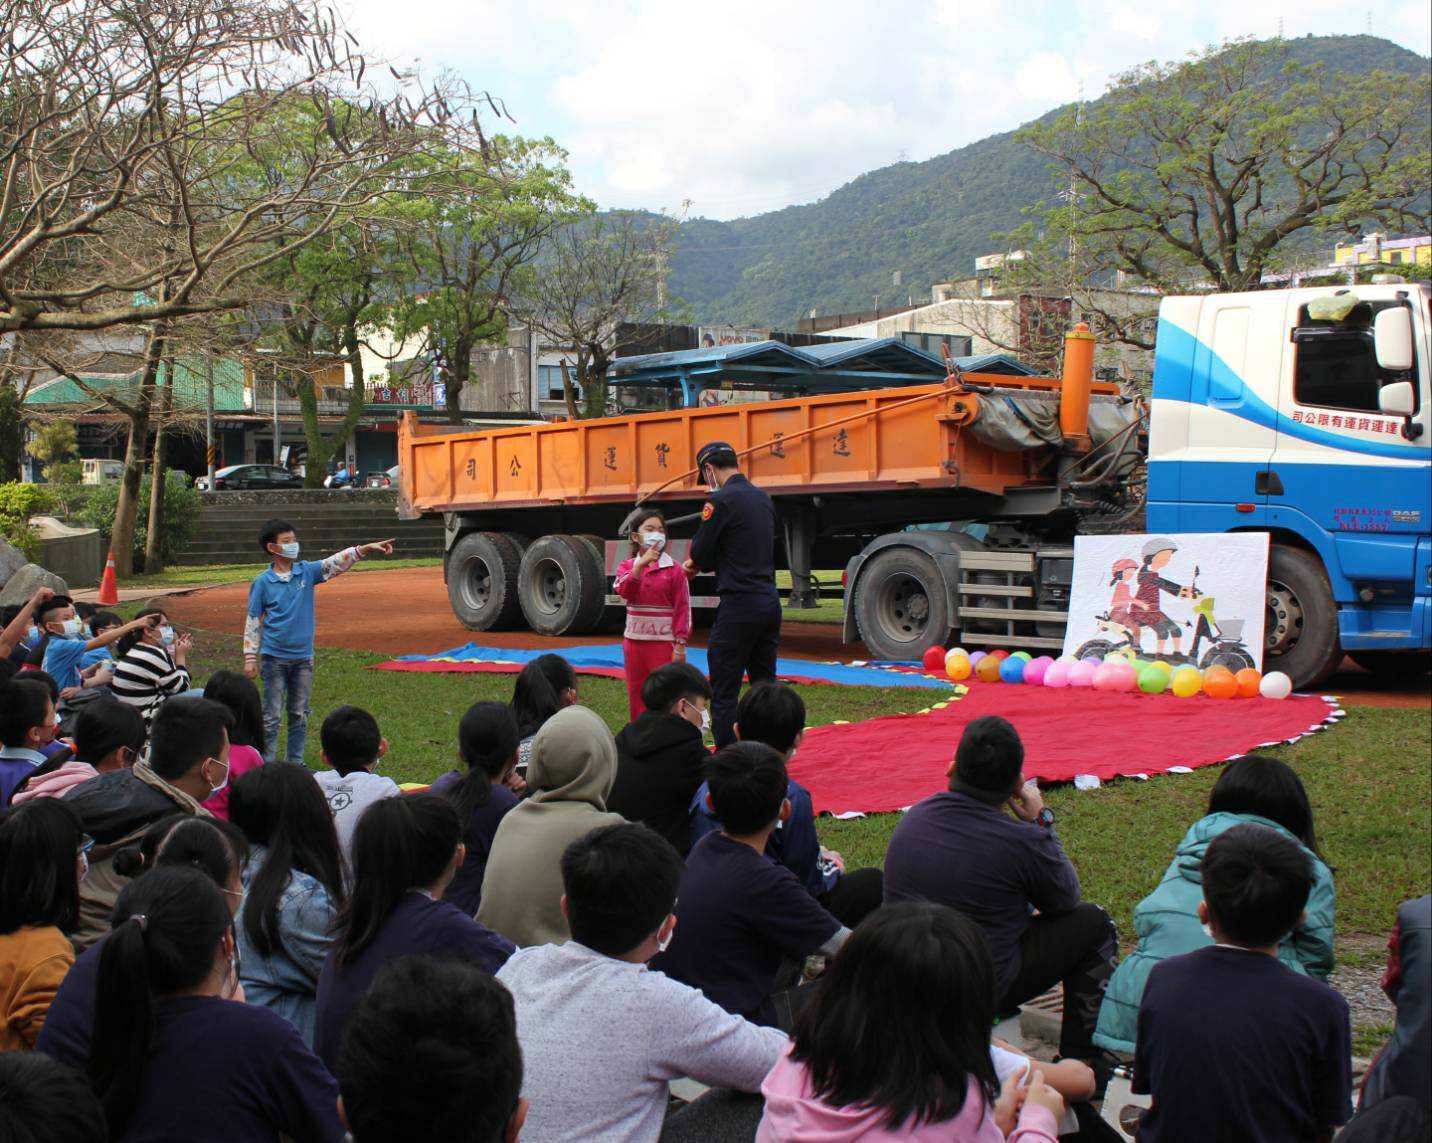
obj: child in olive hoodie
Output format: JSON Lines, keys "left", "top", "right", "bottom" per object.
{"left": 477, "top": 706, "right": 625, "bottom": 947}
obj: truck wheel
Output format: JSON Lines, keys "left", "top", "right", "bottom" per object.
{"left": 447, "top": 532, "right": 523, "bottom": 630}
{"left": 1200, "top": 645, "right": 1256, "bottom": 673}
{"left": 575, "top": 533, "right": 624, "bottom": 633}
{"left": 1349, "top": 651, "right": 1431, "bottom": 678}
{"left": 517, "top": 534, "right": 606, "bottom": 636}
{"left": 853, "top": 547, "right": 951, "bottom": 661}
{"left": 1265, "top": 545, "right": 1341, "bottom": 689}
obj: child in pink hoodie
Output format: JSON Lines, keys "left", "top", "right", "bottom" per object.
{"left": 757, "top": 903, "right": 1063, "bottom": 1142}
{"left": 614, "top": 510, "right": 692, "bottom": 722}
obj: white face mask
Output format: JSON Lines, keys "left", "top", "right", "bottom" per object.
{"left": 699, "top": 707, "right": 712, "bottom": 734}
{"left": 205, "top": 757, "right": 230, "bottom": 798}
{"left": 159, "top": 625, "right": 176, "bottom": 647}
{"left": 1201, "top": 922, "right": 1216, "bottom": 943}
{"left": 279, "top": 541, "right": 300, "bottom": 559}
{"left": 643, "top": 532, "right": 666, "bottom": 551}
{"left": 61, "top": 617, "right": 84, "bottom": 638}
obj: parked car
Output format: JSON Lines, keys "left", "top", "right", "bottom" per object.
{"left": 198, "top": 464, "right": 304, "bottom": 491}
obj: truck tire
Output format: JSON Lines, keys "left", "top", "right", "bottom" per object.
{"left": 853, "top": 547, "right": 952, "bottom": 661}
{"left": 575, "top": 533, "right": 624, "bottom": 633}
{"left": 1265, "top": 545, "right": 1341, "bottom": 689}
{"left": 517, "top": 534, "right": 607, "bottom": 636}
{"left": 447, "top": 532, "right": 523, "bottom": 630}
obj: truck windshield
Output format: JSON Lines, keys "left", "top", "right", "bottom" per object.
{"left": 1292, "top": 299, "right": 1417, "bottom": 414}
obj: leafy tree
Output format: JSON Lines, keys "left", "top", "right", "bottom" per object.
{"left": 385, "top": 138, "right": 589, "bottom": 421}
{"left": 1018, "top": 38, "right": 1430, "bottom": 346}
{"left": 28, "top": 420, "right": 77, "bottom": 483}
{"left": 514, "top": 211, "right": 679, "bottom": 419}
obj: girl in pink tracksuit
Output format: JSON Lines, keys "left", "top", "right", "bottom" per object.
{"left": 614, "top": 510, "right": 692, "bottom": 721}
{"left": 756, "top": 903, "right": 1063, "bottom": 1142}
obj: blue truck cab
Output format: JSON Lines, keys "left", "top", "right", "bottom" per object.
{"left": 1147, "top": 283, "right": 1431, "bottom": 685}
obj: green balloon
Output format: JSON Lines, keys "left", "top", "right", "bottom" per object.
{"left": 1010, "top": 651, "right": 1032, "bottom": 661}
{"left": 1138, "top": 666, "right": 1168, "bottom": 694}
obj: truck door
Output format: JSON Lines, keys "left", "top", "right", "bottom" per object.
{"left": 1269, "top": 291, "right": 1432, "bottom": 612}
{"left": 1178, "top": 295, "right": 1281, "bottom": 527}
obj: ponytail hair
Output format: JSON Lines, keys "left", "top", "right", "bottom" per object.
{"left": 91, "top": 867, "right": 232, "bottom": 1137}
{"left": 334, "top": 795, "right": 461, "bottom": 969}
{"left": 449, "top": 702, "right": 520, "bottom": 827}
{"left": 112, "top": 814, "right": 249, "bottom": 889}
{"left": 511, "top": 654, "right": 575, "bottom": 739}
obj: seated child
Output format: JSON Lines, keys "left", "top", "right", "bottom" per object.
{"left": 691, "top": 682, "right": 882, "bottom": 928}
{"left": 1096, "top": 754, "right": 1335, "bottom": 1054}
{"left": 511, "top": 654, "right": 579, "bottom": 773}
{"left": 36, "top": 596, "right": 151, "bottom": 702}
{"left": 313, "top": 706, "right": 401, "bottom": 865}
{"left": 498, "top": 821, "right": 786, "bottom": 1142}
{"left": 655, "top": 742, "right": 849, "bottom": 1028}
{"left": 430, "top": 701, "right": 523, "bottom": 916}
{"left": 338, "top": 956, "right": 527, "bottom": 1143}
{"left": 758, "top": 901, "right": 1065, "bottom": 1142}
{"left": 609, "top": 662, "right": 712, "bottom": 854}
{"left": 1133, "top": 823, "right": 1352, "bottom": 1142}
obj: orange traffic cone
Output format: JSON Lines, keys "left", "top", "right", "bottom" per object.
{"left": 97, "top": 550, "right": 120, "bottom": 606}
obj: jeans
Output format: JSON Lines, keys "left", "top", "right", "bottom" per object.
{"left": 260, "top": 656, "right": 313, "bottom": 763}
{"left": 999, "top": 901, "right": 1119, "bottom": 1063}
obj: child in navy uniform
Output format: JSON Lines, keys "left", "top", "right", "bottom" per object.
{"left": 1133, "top": 822, "right": 1352, "bottom": 1142}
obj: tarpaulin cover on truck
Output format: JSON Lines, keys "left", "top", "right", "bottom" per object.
{"left": 967, "top": 390, "right": 1139, "bottom": 452}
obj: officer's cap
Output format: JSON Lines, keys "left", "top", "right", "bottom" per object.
{"left": 696, "top": 441, "right": 738, "bottom": 470}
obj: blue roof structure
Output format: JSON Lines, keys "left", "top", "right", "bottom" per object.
{"left": 607, "top": 337, "right": 1036, "bottom": 407}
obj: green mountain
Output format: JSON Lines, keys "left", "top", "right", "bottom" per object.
{"left": 664, "top": 35, "right": 1429, "bottom": 327}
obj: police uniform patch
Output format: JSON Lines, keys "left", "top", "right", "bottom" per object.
{"left": 701, "top": 502, "right": 714, "bottom": 521}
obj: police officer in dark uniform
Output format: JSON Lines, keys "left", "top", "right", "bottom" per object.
{"left": 684, "top": 441, "right": 780, "bottom": 748}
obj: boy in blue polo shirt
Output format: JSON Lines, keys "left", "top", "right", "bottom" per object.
{"left": 243, "top": 518, "right": 393, "bottom": 763}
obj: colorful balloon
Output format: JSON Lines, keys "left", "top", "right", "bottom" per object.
{"left": 969, "top": 650, "right": 987, "bottom": 668}
{"left": 922, "top": 646, "right": 948, "bottom": 672}
{"left": 1112, "top": 662, "right": 1139, "bottom": 692}
{"left": 1234, "top": 667, "right": 1262, "bottom": 698}
{"left": 989, "top": 649, "right": 1010, "bottom": 662}
{"left": 1044, "top": 661, "right": 1072, "bottom": 687}
{"left": 976, "top": 655, "right": 1002, "bottom": 683}
{"left": 1068, "top": 660, "right": 1097, "bottom": 687}
{"left": 1170, "top": 666, "right": 1203, "bottom": 697}
{"left": 1203, "top": 670, "right": 1238, "bottom": 699}
{"left": 1092, "top": 663, "right": 1119, "bottom": 691}
{"left": 946, "top": 653, "right": 973, "bottom": 682}
{"left": 1151, "top": 660, "right": 1173, "bottom": 675}
{"left": 999, "top": 656, "right": 1027, "bottom": 683}
{"left": 1023, "top": 655, "right": 1053, "bottom": 686}
{"left": 1010, "top": 651, "right": 1032, "bottom": 662}
{"left": 1137, "top": 665, "right": 1168, "bottom": 694}
{"left": 1260, "top": 671, "right": 1293, "bottom": 700}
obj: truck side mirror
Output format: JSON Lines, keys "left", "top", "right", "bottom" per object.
{"left": 1373, "top": 307, "right": 1414, "bottom": 372}
{"left": 1378, "top": 380, "right": 1416, "bottom": 418}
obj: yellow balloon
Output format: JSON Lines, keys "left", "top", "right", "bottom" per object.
{"left": 1170, "top": 666, "right": 1203, "bottom": 698}
{"left": 1151, "top": 660, "right": 1173, "bottom": 676}
{"left": 946, "top": 654, "right": 972, "bottom": 681}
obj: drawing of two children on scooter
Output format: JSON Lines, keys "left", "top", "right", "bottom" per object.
{"left": 1108, "top": 538, "right": 1197, "bottom": 657}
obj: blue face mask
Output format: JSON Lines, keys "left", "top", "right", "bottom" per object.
{"left": 25, "top": 625, "right": 40, "bottom": 645}
{"left": 159, "top": 625, "right": 176, "bottom": 647}
{"left": 279, "top": 541, "right": 300, "bottom": 560}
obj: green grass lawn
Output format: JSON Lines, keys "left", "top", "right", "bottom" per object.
{"left": 170, "top": 617, "right": 1429, "bottom": 955}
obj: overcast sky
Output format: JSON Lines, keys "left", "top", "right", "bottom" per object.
{"left": 340, "top": 0, "right": 1430, "bottom": 221}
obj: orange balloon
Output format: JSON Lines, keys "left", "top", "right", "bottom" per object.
{"left": 1234, "top": 668, "right": 1262, "bottom": 698}
{"left": 976, "top": 656, "right": 1002, "bottom": 683}
{"left": 1203, "top": 671, "right": 1238, "bottom": 699}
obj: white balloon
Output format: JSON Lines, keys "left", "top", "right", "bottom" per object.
{"left": 1259, "top": 671, "right": 1293, "bottom": 700}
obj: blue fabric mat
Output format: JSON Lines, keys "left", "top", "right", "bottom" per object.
{"left": 389, "top": 643, "right": 952, "bottom": 690}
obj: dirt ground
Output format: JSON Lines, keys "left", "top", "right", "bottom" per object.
{"left": 160, "top": 565, "right": 1430, "bottom": 708}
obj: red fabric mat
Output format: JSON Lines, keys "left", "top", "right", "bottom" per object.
{"left": 789, "top": 685, "right": 1341, "bottom": 816}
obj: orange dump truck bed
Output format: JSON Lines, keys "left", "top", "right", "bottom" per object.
{"left": 398, "top": 371, "right": 1116, "bottom": 518}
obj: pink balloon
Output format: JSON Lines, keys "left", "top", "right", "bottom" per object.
{"left": 1113, "top": 662, "right": 1139, "bottom": 692}
{"left": 1023, "top": 655, "right": 1053, "bottom": 686}
{"left": 1043, "top": 661, "right": 1071, "bottom": 687}
{"left": 1068, "top": 660, "right": 1097, "bottom": 687}
{"left": 1092, "top": 663, "right": 1120, "bottom": 691}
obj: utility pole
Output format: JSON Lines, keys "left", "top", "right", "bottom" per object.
{"left": 205, "top": 353, "right": 216, "bottom": 487}
{"left": 272, "top": 375, "right": 281, "bottom": 466}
